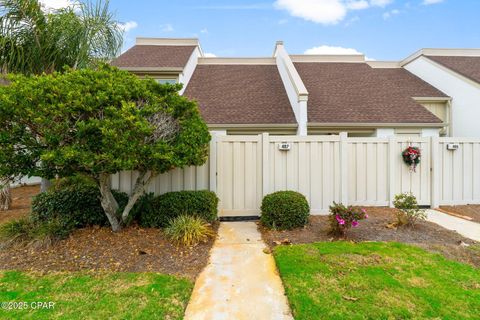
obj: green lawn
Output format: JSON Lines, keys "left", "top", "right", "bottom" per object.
{"left": 274, "top": 242, "right": 480, "bottom": 320}
{"left": 0, "top": 271, "right": 193, "bottom": 320}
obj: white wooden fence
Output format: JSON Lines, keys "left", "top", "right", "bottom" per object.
{"left": 114, "top": 133, "right": 480, "bottom": 217}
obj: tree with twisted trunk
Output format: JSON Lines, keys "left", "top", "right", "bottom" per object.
{"left": 0, "top": 66, "right": 210, "bottom": 231}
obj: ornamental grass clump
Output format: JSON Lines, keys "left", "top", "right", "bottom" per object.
{"left": 393, "top": 193, "right": 426, "bottom": 227}
{"left": 164, "top": 215, "right": 214, "bottom": 247}
{"left": 329, "top": 202, "right": 368, "bottom": 237}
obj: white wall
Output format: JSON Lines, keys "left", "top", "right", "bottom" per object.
{"left": 115, "top": 134, "right": 480, "bottom": 216}
{"left": 375, "top": 128, "right": 394, "bottom": 138}
{"left": 12, "top": 176, "right": 41, "bottom": 187}
{"left": 179, "top": 47, "right": 201, "bottom": 95}
{"left": 404, "top": 57, "right": 480, "bottom": 137}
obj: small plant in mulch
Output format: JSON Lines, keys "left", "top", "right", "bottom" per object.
{"left": 328, "top": 202, "right": 368, "bottom": 237}
{"left": 393, "top": 193, "right": 426, "bottom": 227}
{"left": 164, "top": 214, "right": 214, "bottom": 247}
{"left": 0, "top": 217, "right": 72, "bottom": 248}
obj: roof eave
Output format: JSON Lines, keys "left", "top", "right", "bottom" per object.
{"left": 116, "top": 66, "right": 184, "bottom": 73}
{"left": 308, "top": 122, "right": 445, "bottom": 128}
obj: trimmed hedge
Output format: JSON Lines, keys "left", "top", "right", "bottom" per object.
{"left": 31, "top": 185, "right": 128, "bottom": 228}
{"left": 260, "top": 191, "right": 310, "bottom": 230}
{"left": 139, "top": 190, "right": 219, "bottom": 228}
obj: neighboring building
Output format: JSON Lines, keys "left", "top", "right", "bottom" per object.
{"left": 112, "top": 38, "right": 467, "bottom": 138}
{"left": 402, "top": 49, "right": 480, "bottom": 137}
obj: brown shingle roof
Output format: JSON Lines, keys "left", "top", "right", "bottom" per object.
{"left": 373, "top": 68, "right": 448, "bottom": 97}
{"left": 426, "top": 56, "right": 480, "bottom": 84}
{"left": 294, "top": 62, "right": 443, "bottom": 124}
{"left": 184, "top": 64, "right": 296, "bottom": 124}
{"left": 111, "top": 45, "right": 196, "bottom": 68}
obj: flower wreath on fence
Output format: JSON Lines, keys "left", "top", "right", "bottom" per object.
{"left": 402, "top": 146, "right": 421, "bottom": 172}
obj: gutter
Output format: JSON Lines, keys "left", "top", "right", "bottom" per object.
{"left": 308, "top": 122, "right": 445, "bottom": 128}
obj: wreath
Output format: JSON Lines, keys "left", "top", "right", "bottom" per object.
{"left": 402, "top": 146, "right": 421, "bottom": 172}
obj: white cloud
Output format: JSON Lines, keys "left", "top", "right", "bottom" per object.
{"left": 118, "top": 21, "right": 138, "bottom": 33}
{"left": 344, "top": 16, "right": 360, "bottom": 26}
{"left": 305, "top": 45, "right": 363, "bottom": 55}
{"left": 369, "top": 0, "right": 393, "bottom": 7}
{"left": 304, "top": 45, "right": 374, "bottom": 60}
{"left": 39, "top": 0, "right": 75, "bottom": 10}
{"left": 195, "top": 4, "right": 271, "bottom": 10}
{"left": 382, "top": 8, "right": 400, "bottom": 19}
{"left": 275, "top": 0, "right": 347, "bottom": 25}
{"left": 278, "top": 18, "right": 289, "bottom": 25}
{"left": 200, "top": 28, "right": 209, "bottom": 34}
{"left": 161, "top": 24, "right": 174, "bottom": 33}
{"left": 423, "top": 0, "right": 444, "bottom": 4}
{"left": 274, "top": 0, "right": 394, "bottom": 25}
{"left": 346, "top": 0, "right": 369, "bottom": 10}
{"left": 204, "top": 53, "right": 217, "bottom": 57}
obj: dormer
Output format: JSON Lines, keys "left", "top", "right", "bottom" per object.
{"left": 111, "top": 37, "right": 203, "bottom": 93}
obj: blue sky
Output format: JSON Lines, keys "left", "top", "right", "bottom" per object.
{"left": 43, "top": 0, "right": 480, "bottom": 60}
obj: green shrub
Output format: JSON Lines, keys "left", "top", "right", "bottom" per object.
{"left": 139, "top": 190, "right": 219, "bottom": 228}
{"left": 31, "top": 185, "right": 128, "bottom": 228}
{"left": 393, "top": 193, "right": 426, "bottom": 227}
{"left": 164, "top": 215, "right": 214, "bottom": 246}
{"left": 260, "top": 191, "right": 310, "bottom": 230}
{"left": 329, "top": 202, "right": 368, "bottom": 236}
{"left": 127, "top": 192, "right": 156, "bottom": 225}
{"left": 0, "top": 218, "right": 33, "bottom": 245}
{"left": 52, "top": 174, "right": 97, "bottom": 191}
{"left": 0, "top": 217, "right": 73, "bottom": 247}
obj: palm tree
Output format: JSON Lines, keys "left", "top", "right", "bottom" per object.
{"left": 0, "top": 0, "right": 123, "bottom": 74}
{"left": 0, "top": 0, "right": 124, "bottom": 193}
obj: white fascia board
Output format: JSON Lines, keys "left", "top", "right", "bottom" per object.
{"left": 179, "top": 47, "right": 201, "bottom": 95}
{"left": 290, "top": 55, "right": 365, "bottom": 63}
{"left": 274, "top": 42, "right": 309, "bottom": 136}
{"left": 135, "top": 37, "right": 199, "bottom": 46}
{"left": 198, "top": 57, "right": 276, "bottom": 65}
{"left": 401, "top": 48, "right": 480, "bottom": 67}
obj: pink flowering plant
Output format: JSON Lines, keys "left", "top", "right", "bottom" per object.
{"left": 328, "top": 202, "right": 368, "bottom": 237}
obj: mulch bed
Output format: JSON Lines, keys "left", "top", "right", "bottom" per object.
{"left": 440, "top": 205, "right": 480, "bottom": 223}
{"left": 259, "top": 207, "right": 480, "bottom": 268}
{"left": 0, "top": 185, "right": 40, "bottom": 225}
{"left": 0, "top": 224, "right": 217, "bottom": 280}
{"left": 0, "top": 184, "right": 215, "bottom": 279}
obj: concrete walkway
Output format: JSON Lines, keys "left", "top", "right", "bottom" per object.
{"left": 184, "top": 222, "right": 293, "bottom": 320}
{"left": 427, "top": 209, "right": 480, "bottom": 241}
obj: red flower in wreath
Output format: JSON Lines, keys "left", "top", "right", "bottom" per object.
{"left": 402, "top": 146, "right": 421, "bottom": 172}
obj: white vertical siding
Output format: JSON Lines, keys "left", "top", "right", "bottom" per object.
{"left": 438, "top": 138, "right": 480, "bottom": 205}
{"left": 347, "top": 138, "right": 389, "bottom": 206}
{"left": 113, "top": 134, "right": 480, "bottom": 216}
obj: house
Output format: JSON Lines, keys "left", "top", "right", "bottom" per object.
{"left": 112, "top": 38, "right": 458, "bottom": 137}
{"left": 401, "top": 49, "right": 480, "bottom": 137}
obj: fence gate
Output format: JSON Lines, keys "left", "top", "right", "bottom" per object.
{"left": 215, "top": 135, "right": 263, "bottom": 217}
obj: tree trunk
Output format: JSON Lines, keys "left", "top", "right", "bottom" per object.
{"left": 40, "top": 178, "right": 51, "bottom": 193}
{"left": 120, "top": 171, "right": 157, "bottom": 224}
{"left": 98, "top": 173, "right": 122, "bottom": 232}
{"left": 0, "top": 179, "right": 11, "bottom": 211}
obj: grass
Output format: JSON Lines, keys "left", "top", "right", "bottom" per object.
{"left": 0, "top": 270, "right": 193, "bottom": 319}
{"left": 274, "top": 241, "right": 480, "bottom": 320}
